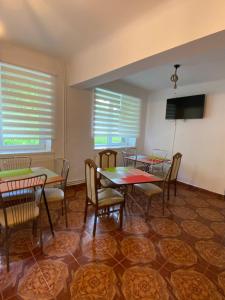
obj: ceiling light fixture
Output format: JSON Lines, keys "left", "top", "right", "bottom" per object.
{"left": 170, "top": 64, "right": 180, "bottom": 89}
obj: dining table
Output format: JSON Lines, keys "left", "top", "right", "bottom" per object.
{"left": 0, "top": 167, "right": 63, "bottom": 236}
{"left": 97, "top": 166, "right": 163, "bottom": 217}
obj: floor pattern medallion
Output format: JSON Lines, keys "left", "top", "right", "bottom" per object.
{"left": 121, "top": 236, "right": 156, "bottom": 263}
{"left": 206, "top": 198, "right": 225, "bottom": 209}
{"left": 70, "top": 263, "right": 117, "bottom": 300}
{"left": 171, "top": 269, "right": 223, "bottom": 300}
{"left": 151, "top": 218, "right": 181, "bottom": 237}
{"left": 43, "top": 231, "right": 80, "bottom": 257}
{"left": 186, "top": 197, "right": 209, "bottom": 208}
{"left": 82, "top": 234, "right": 117, "bottom": 260}
{"left": 195, "top": 240, "right": 225, "bottom": 268}
{"left": 18, "top": 259, "right": 69, "bottom": 300}
{"left": 196, "top": 208, "right": 224, "bottom": 221}
{"left": 121, "top": 266, "right": 169, "bottom": 300}
{"left": 159, "top": 239, "right": 197, "bottom": 266}
{"left": 210, "top": 222, "right": 225, "bottom": 237}
{"left": 170, "top": 206, "right": 197, "bottom": 220}
{"left": 218, "top": 271, "right": 225, "bottom": 294}
{"left": 97, "top": 215, "right": 119, "bottom": 232}
{"left": 0, "top": 262, "right": 22, "bottom": 291}
{"left": 10, "top": 229, "right": 38, "bottom": 254}
{"left": 181, "top": 220, "right": 214, "bottom": 239}
{"left": 123, "top": 217, "right": 149, "bottom": 234}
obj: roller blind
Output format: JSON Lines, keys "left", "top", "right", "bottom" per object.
{"left": 93, "top": 88, "right": 141, "bottom": 138}
{"left": 0, "top": 62, "right": 55, "bottom": 141}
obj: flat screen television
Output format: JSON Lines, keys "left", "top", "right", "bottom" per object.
{"left": 165, "top": 94, "right": 205, "bottom": 119}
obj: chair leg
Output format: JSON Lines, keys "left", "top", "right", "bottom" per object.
{"left": 162, "top": 191, "right": 165, "bottom": 215}
{"left": 5, "top": 228, "right": 10, "bottom": 272}
{"left": 119, "top": 203, "right": 124, "bottom": 229}
{"left": 61, "top": 201, "right": 64, "bottom": 216}
{"left": 174, "top": 180, "right": 177, "bottom": 196}
{"left": 93, "top": 211, "right": 98, "bottom": 237}
{"left": 145, "top": 198, "right": 151, "bottom": 221}
{"left": 64, "top": 199, "right": 68, "bottom": 228}
{"left": 167, "top": 183, "right": 170, "bottom": 201}
{"left": 32, "top": 219, "right": 38, "bottom": 237}
{"left": 84, "top": 198, "right": 88, "bottom": 223}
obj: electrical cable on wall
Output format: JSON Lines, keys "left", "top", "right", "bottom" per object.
{"left": 171, "top": 118, "right": 177, "bottom": 156}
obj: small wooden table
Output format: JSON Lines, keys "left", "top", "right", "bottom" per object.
{"left": 0, "top": 167, "right": 63, "bottom": 236}
{"left": 97, "top": 167, "right": 162, "bottom": 217}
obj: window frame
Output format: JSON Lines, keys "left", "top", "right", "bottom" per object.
{"left": 0, "top": 62, "right": 55, "bottom": 154}
{"left": 92, "top": 88, "right": 141, "bottom": 150}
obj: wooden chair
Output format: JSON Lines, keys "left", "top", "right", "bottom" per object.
{"left": 0, "top": 174, "right": 47, "bottom": 271}
{"left": 0, "top": 156, "right": 32, "bottom": 171}
{"left": 98, "top": 149, "right": 117, "bottom": 188}
{"left": 38, "top": 159, "right": 70, "bottom": 228}
{"left": 84, "top": 159, "right": 124, "bottom": 236}
{"left": 134, "top": 152, "right": 182, "bottom": 218}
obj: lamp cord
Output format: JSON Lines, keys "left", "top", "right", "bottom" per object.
{"left": 171, "top": 119, "right": 177, "bottom": 155}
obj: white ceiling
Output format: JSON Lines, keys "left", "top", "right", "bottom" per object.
{"left": 122, "top": 50, "right": 225, "bottom": 91}
{"left": 0, "top": 0, "right": 157, "bottom": 59}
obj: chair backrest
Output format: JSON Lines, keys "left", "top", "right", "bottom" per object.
{"left": 54, "top": 158, "right": 70, "bottom": 191}
{"left": 122, "top": 148, "right": 137, "bottom": 167}
{"left": 0, "top": 156, "right": 32, "bottom": 171}
{"left": 0, "top": 174, "right": 47, "bottom": 227}
{"left": 85, "top": 159, "right": 98, "bottom": 205}
{"left": 98, "top": 149, "right": 117, "bottom": 168}
{"left": 166, "top": 152, "right": 182, "bottom": 181}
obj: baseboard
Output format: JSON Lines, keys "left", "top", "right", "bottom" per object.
{"left": 177, "top": 180, "right": 224, "bottom": 199}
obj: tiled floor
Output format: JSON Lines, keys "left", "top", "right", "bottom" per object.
{"left": 1, "top": 184, "right": 225, "bottom": 299}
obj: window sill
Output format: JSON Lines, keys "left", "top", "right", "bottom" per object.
{"left": 0, "top": 151, "right": 55, "bottom": 156}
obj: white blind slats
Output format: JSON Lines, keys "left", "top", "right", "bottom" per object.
{"left": 93, "top": 88, "right": 141, "bottom": 138}
{"left": 0, "top": 62, "right": 55, "bottom": 141}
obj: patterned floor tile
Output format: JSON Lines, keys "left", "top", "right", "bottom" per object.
{"left": 121, "top": 236, "right": 156, "bottom": 263}
{"left": 122, "top": 216, "right": 149, "bottom": 234}
{"left": 171, "top": 269, "right": 223, "bottom": 300}
{"left": 196, "top": 208, "right": 224, "bottom": 221}
{"left": 181, "top": 220, "right": 214, "bottom": 239}
{"left": 210, "top": 222, "right": 225, "bottom": 237}
{"left": 170, "top": 206, "right": 197, "bottom": 220}
{"left": 151, "top": 218, "right": 181, "bottom": 237}
{"left": 121, "top": 266, "right": 169, "bottom": 300}
{"left": 70, "top": 263, "right": 117, "bottom": 300}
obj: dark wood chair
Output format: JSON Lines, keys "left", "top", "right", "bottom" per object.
{"left": 84, "top": 159, "right": 124, "bottom": 236}
{"left": 0, "top": 174, "right": 47, "bottom": 271}
{"left": 134, "top": 152, "right": 182, "bottom": 217}
{"left": 98, "top": 149, "right": 117, "bottom": 188}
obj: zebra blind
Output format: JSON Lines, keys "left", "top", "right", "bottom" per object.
{"left": 0, "top": 62, "right": 55, "bottom": 145}
{"left": 93, "top": 88, "right": 141, "bottom": 148}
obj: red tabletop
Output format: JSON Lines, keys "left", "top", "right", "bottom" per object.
{"left": 97, "top": 167, "right": 162, "bottom": 185}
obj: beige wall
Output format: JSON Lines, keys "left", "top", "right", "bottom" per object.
{"left": 65, "top": 81, "right": 148, "bottom": 184}
{"left": 144, "top": 80, "right": 225, "bottom": 195}
{"left": 68, "top": 0, "right": 225, "bottom": 86}
{"left": 0, "top": 42, "right": 66, "bottom": 167}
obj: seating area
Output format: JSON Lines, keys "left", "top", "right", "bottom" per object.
{"left": 0, "top": 2, "right": 225, "bottom": 299}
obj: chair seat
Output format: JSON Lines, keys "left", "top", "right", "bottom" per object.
{"left": 41, "top": 187, "right": 64, "bottom": 202}
{"left": 134, "top": 183, "right": 162, "bottom": 197}
{"left": 100, "top": 178, "right": 117, "bottom": 188}
{"left": 0, "top": 203, "right": 39, "bottom": 227}
{"left": 98, "top": 188, "right": 124, "bottom": 208}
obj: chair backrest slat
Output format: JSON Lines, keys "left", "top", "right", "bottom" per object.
{"left": 0, "top": 156, "right": 32, "bottom": 171}
{"left": 85, "top": 159, "right": 98, "bottom": 205}
{"left": 54, "top": 158, "right": 70, "bottom": 191}
{"left": 98, "top": 150, "right": 117, "bottom": 169}
{"left": 167, "top": 152, "right": 182, "bottom": 181}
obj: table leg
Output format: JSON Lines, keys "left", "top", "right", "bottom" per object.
{"left": 43, "top": 190, "right": 55, "bottom": 237}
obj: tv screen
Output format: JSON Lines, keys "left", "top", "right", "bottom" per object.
{"left": 166, "top": 94, "right": 205, "bottom": 119}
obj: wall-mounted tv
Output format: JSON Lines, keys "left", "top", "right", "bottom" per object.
{"left": 166, "top": 94, "right": 205, "bottom": 119}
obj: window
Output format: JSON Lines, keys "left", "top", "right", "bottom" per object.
{"left": 93, "top": 88, "right": 141, "bottom": 149}
{"left": 0, "top": 62, "right": 55, "bottom": 154}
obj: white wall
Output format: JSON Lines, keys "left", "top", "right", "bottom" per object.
{"left": 68, "top": 0, "right": 225, "bottom": 86}
{"left": 0, "top": 42, "right": 66, "bottom": 167}
{"left": 65, "top": 81, "right": 148, "bottom": 184}
{"left": 145, "top": 80, "right": 225, "bottom": 195}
